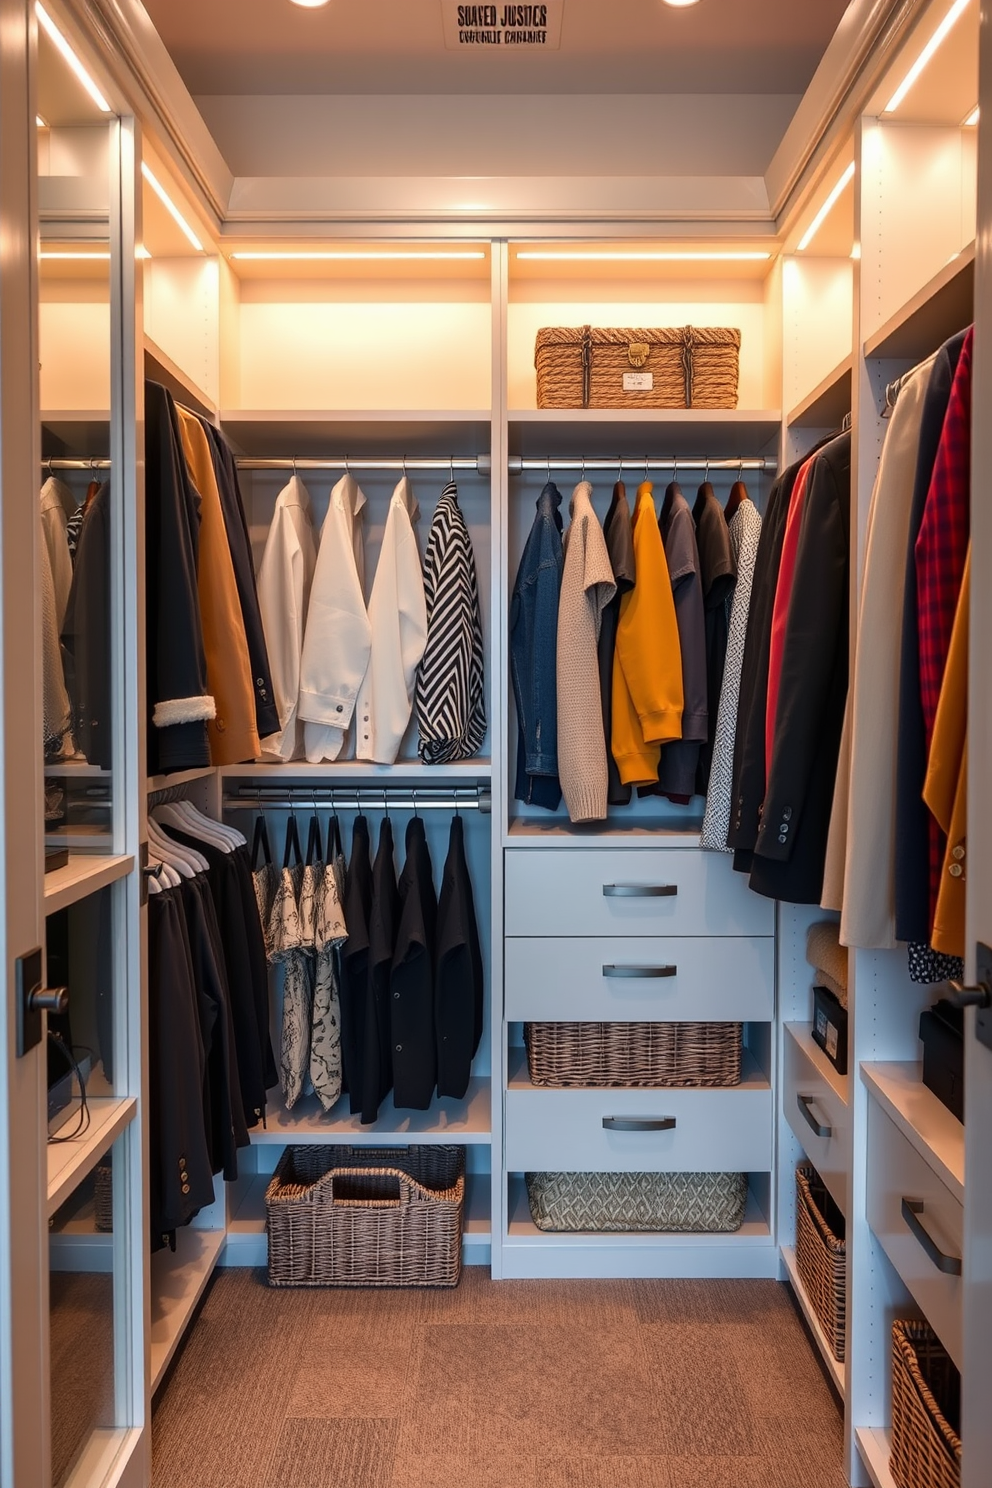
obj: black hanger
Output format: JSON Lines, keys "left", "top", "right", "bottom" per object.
{"left": 282, "top": 810, "right": 302, "bottom": 870}
{"left": 251, "top": 810, "right": 272, "bottom": 870}
{"left": 327, "top": 811, "right": 342, "bottom": 860}
{"left": 305, "top": 807, "right": 323, "bottom": 867}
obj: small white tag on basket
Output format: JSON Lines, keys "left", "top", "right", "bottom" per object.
{"left": 623, "top": 372, "right": 653, "bottom": 391}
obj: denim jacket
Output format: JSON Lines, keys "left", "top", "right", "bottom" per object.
{"left": 510, "top": 482, "right": 564, "bottom": 808}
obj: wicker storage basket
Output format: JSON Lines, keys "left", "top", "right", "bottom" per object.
{"left": 265, "top": 1144, "right": 464, "bottom": 1288}
{"left": 795, "top": 1161, "right": 846, "bottom": 1362}
{"left": 524, "top": 1021, "right": 742, "bottom": 1088}
{"left": 525, "top": 1170, "right": 748, "bottom": 1233}
{"left": 534, "top": 325, "right": 740, "bottom": 409}
{"left": 890, "top": 1320, "right": 961, "bottom": 1488}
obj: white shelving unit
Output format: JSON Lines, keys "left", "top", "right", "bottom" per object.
{"left": 47, "top": 1097, "right": 137, "bottom": 1218}
{"left": 781, "top": 1244, "right": 846, "bottom": 1397}
{"left": 43, "top": 854, "right": 133, "bottom": 916}
{"left": 149, "top": 1228, "right": 226, "bottom": 1393}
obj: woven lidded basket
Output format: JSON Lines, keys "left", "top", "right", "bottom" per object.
{"left": 534, "top": 325, "right": 740, "bottom": 409}
{"left": 525, "top": 1170, "right": 748, "bottom": 1233}
{"left": 795, "top": 1161, "right": 846, "bottom": 1362}
{"left": 890, "top": 1320, "right": 961, "bottom": 1488}
{"left": 265, "top": 1144, "right": 464, "bottom": 1288}
{"left": 524, "top": 1021, "right": 742, "bottom": 1088}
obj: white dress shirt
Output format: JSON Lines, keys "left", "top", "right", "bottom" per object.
{"left": 257, "top": 475, "right": 317, "bottom": 762}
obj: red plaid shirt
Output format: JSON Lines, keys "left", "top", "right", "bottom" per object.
{"left": 915, "top": 325, "right": 972, "bottom": 922}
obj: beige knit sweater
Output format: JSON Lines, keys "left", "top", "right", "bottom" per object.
{"left": 557, "top": 482, "right": 617, "bottom": 822}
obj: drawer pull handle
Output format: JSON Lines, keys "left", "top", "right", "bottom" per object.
{"left": 602, "top": 964, "right": 677, "bottom": 979}
{"left": 797, "top": 1093, "right": 832, "bottom": 1139}
{"left": 901, "top": 1198, "right": 962, "bottom": 1277}
{"left": 602, "top": 1116, "right": 676, "bottom": 1132}
{"left": 603, "top": 883, "right": 678, "bottom": 898}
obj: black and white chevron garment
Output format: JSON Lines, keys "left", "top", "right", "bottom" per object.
{"left": 416, "top": 482, "right": 486, "bottom": 764}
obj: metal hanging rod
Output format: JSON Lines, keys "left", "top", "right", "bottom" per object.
{"left": 233, "top": 455, "right": 774, "bottom": 477}
{"left": 509, "top": 456, "right": 774, "bottom": 474}
{"left": 224, "top": 784, "right": 491, "bottom": 815}
{"left": 43, "top": 459, "right": 111, "bottom": 471}
{"left": 236, "top": 456, "right": 489, "bottom": 475}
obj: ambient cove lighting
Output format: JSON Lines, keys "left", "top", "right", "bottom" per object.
{"left": 141, "top": 163, "right": 204, "bottom": 253}
{"left": 230, "top": 250, "right": 486, "bottom": 261}
{"left": 36, "top": 3, "right": 110, "bottom": 112}
{"left": 884, "top": 0, "right": 969, "bottom": 113}
{"left": 515, "top": 250, "right": 769, "bottom": 262}
{"left": 797, "top": 161, "right": 855, "bottom": 252}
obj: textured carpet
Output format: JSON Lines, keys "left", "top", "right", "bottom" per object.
{"left": 152, "top": 1269, "right": 847, "bottom": 1488}
{"left": 50, "top": 1271, "right": 115, "bottom": 1488}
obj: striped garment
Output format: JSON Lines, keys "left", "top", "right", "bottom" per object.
{"left": 416, "top": 482, "right": 486, "bottom": 763}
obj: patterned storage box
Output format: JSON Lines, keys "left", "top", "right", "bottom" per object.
{"left": 525, "top": 1170, "right": 748, "bottom": 1232}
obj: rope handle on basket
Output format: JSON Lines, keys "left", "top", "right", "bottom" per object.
{"left": 318, "top": 1166, "right": 434, "bottom": 1208}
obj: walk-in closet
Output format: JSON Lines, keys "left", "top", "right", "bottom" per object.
{"left": 2, "top": 1, "right": 992, "bottom": 1486}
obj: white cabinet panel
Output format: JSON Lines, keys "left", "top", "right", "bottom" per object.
{"left": 867, "top": 1098, "right": 963, "bottom": 1370}
{"left": 505, "top": 849, "right": 775, "bottom": 938}
{"left": 784, "top": 1028, "right": 850, "bottom": 1214}
{"left": 505, "top": 936, "right": 774, "bottom": 1022}
{"left": 505, "top": 1084, "right": 773, "bottom": 1173}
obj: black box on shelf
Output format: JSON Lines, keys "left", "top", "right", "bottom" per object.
{"left": 812, "top": 984, "right": 848, "bottom": 1075}
{"left": 919, "top": 1000, "right": 964, "bottom": 1123}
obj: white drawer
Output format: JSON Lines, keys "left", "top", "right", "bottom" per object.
{"left": 867, "top": 1098, "right": 963, "bottom": 1369}
{"left": 784, "top": 1027, "right": 850, "bottom": 1214}
{"left": 505, "top": 936, "right": 774, "bottom": 1023}
{"left": 505, "top": 848, "right": 774, "bottom": 938}
{"left": 505, "top": 1075, "right": 773, "bottom": 1174}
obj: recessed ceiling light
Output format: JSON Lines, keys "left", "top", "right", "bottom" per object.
{"left": 884, "top": 0, "right": 969, "bottom": 114}
{"left": 515, "top": 250, "right": 769, "bottom": 262}
{"left": 661, "top": 0, "right": 702, "bottom": 7}
{"left": 796, "top": 161, "right": 855, "bottom": 252}
{"left": 141, "top": 162, "right": 204, "bottom": 253}
{"left": 229, "top": 250, "right": 486, "bottom": 261}
{"left": 36, "top": 4, "right": 111, "bottom": 113}
{"left": 39, "top": 250, "right": 111, "bottom": 260}
{"left": 289, "top": 0, "right": 331, "bottom": 7}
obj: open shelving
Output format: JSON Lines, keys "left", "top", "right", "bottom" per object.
{"left": 144, "top": 335, "right": 217, "bottom": 421}
{"left": 864, "top": 241, "right": 975, "bottom": 360}
{"left": 249, "top": 1076, "right": 492, "bottom": 1146}
{"left": 43, "top": 853, "right": 133, "bottom": 916}
{"left": 150, "top": 1227, "right": 226, "bottom": 1392}
{"left": 861, "top": 1062, "right": 964, "bottom": 1204}
{"left": 785, "top": 1022, "right": 849, "bottom": 1107}
{"left": 781, "top": 1244, "right": 846, "bottom": 1397}
{"left": 786, "top": 355, "right": 852, "bottom": 429}
{"left": 47, "top": 1097, "right": 136, "bottom": 1218}
{"left": 856, "top": 1427, "right": 897, "bottom": 1488}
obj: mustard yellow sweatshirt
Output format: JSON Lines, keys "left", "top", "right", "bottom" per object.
{"left": 611, "top": 482, "right": 684, "bottom": 785}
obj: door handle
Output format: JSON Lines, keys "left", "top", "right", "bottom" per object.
{"left": 602, "top": 884, "right": 677, "bottom": 898}
{"left": 901, "top": 1198, "right": 962, "bottom": 1276}
{"left": 602, "top": 1116, "right": 676, "bottom": 1132}
{"left": 602, "top": 965, "right": 677, "bottom": 979}
{"left": 797, "top": 1093, "right": 831, "bottom": 1139}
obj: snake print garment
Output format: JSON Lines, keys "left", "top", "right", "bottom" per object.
{"left": 268, "top": 862, "right": 314, "bottom": 1109}
{"left": 309, "top": 851, "right": 348, "bottom": 1111}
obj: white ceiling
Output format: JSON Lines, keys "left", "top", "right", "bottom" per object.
{"left": 141, "top": 0, "right": 851, "bottom": 96}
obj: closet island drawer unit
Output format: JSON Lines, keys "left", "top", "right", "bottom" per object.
{"left": 505, "top": 1063, "right": 773, "bottom": 1173}
{"left": 784, "top": 1026, "right": 850, "bottom": 1213}
{"left": 867, "top": 1097, "right": 963, "bottom": 1369}
{"left": 504, "top": 936, "right": 774, "bottom": 1022}
{"left": 504, "top": 848, "right": 775, "bottom": 938}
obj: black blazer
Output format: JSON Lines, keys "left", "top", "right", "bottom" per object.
{"left": 340, "top": 816, "right": 373, "bottom": 1108}
{"left": 748, "top": 431, "right": 851, "bottom": 905}
{"left": 391, "top": 816, "right": 438, "bottom": 1110}
{"left": 435, "top": 815, "right": 484, "bottom": 1100}
{"left": 361, "top": 817, "right": 399, "bottom": 1123}
{"left": 726, "top": 456, "right": 803, "bottom": 864}
{"left": 894, "top": 330, "right": 968, "bottom": 943}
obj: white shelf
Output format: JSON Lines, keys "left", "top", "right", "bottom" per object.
{"left": 144, "top": 335, "right": 217, "bottom": 421}
{"left": 47, "top": 1097, "right": 136, "bottom": 1218}
{"left": 505, "top": 1175, "right": 772, "bottom": 1247}
{"left": 781, "top": 1244, "right": 845, "bottom": 1397}
{"left": 506, "top": 817, "right": 702, "bottom": 847}
{"left": 150, "top": 1227, "right": 225, "bottom": 1393}
{"left": 856, "top": 1427, "right": 897, "bottom": 1488}
{"left": 786, "top": 355, "right": 852, "bottom": 428}
{"left": 506, "top": 1045, "right": 769, "bottom": 1093}
{"left": 222, "top": 1170, "right": 491, "bottom": 1267}
{"left": 44, "top": 853, "right": 133, "bottom": 916}
{"left": 861, "top": 1062, "right": 964, "bottom": 1204}
{"left": 508, "top": 407, "right": 782, "bottom": 459}
{"left": 864, "top": 242, "right": 974, "bottom": 360}
{"left": 250, "top": 1076, "right": 491, "bottom": 1145}
{"left": 220, "top": 410, "right": 492, "bottom": 459}
{"left": 785, "top": 1023, "right": 849, "bottom": 1107}
{"left": 147, "top": 766, "right": 216, "bottom": 794}
{"left": 221, "top": 759, "right": 491, "bottom": 781}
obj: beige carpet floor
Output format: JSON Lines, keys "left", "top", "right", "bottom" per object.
{"left": 152, "top": 1268, "right": 847, "bottom": 1488}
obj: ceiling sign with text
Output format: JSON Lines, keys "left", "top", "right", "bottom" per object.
{"left": 441, "top": 2, "right": 564, "bottom": 50}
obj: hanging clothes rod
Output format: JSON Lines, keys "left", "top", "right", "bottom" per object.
{"left": 233, "top": 455, "right": 775, "bottom": 477}
{"left": 43, "top": 458, "right": 111, "bottom": 470}
{"left": 508, "top": 456, "right": 774, "bottom": 474}
{"left": 235, "top": 456, "right": 487, "bottom": 474}
{"left": 224, "top": 784, "right": 491, "bottom": 815}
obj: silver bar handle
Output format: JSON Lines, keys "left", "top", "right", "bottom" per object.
{"left": 602, "top": 883, "right": 677, "bottom": 898}
{"left": 901, "top": 1199, "right": 962, "bottom": 1276}
{"left": 602, "top": 964, "right": 677, "bottom": 979}
{"left": 797, "top": 1093, "right": 832, "bottom": 1139}
{"left": 602, "top": 1116, "right": 676, "bottom": 1132}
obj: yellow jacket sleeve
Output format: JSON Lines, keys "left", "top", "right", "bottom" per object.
{"left": 924, "top": 550, "right": 969, "bottom": 958}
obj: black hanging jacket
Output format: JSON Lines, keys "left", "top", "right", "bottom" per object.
{"left": 361, "top": 817, "right": 400, "bottom": 1123}
{"left": 435, "top": 814, "right": 484, "bottom": 1100}
{"left": 339, "top": 816, "right": 373, "bottom": 1104}
{"left": 390, "top": 816, "right": 438, "bottom": 1109}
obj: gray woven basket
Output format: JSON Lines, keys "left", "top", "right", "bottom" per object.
{"left": 525, "top": 1170, "right": 748, "bottom": 1232}
{"left": 265, "top": 1144, "right": 464, "bottom": 1288}
{"left": 534, "top": 324, "right": 740, "bottom": 409}
{"left": 795, "top": 1161, "right": 846, "bottom": 1362}
{"left": 524, "top": 1021, "right": 742, "bottom": 1088}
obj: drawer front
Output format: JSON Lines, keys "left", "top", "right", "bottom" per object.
{"left": 867, "top": 1100, "right": 963, "bottom": 1369}
{"left": 784, "top": 1030, "right": 850, "bottom": 1214}
{"left": 505, "top": 1086, "right": 773, "bottom": 1173}
{"left": 505, "top": 849, "right": 774, "bottom": 938}
{"left": 505, "top": 936, "right": 774, "bottom": 1022}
